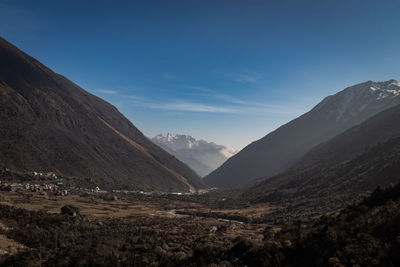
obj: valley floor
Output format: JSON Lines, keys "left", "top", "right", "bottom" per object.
{"left": 0, "top": 181, "right": 274, "bottom": 265}
{"left": 1, "top": 173, "right": 399, "bottom": 266}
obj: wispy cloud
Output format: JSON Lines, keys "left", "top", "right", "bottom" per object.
{"left": 128, "top": 93, "right": 304, "bottom": 115}
{"left": 188, "top": 86, "right": 303, "bottom": 114}
{"left": 148, "top": 102, "right": 235, "bottom": 113}
{"left": 128, "top": 96, "right": 234, "bottom": 113}
{"left": 95, "top": 89, "right": 118, "bottom": 94}
{"left": 216, "top": 70, "right": 263, "bottom": 84}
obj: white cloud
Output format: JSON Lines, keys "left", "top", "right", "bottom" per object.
{"left": 188, "top": 86, "right": 304, "bottom": 114}
{"left": 128, "top": 94, "right": 304, "bottom": 115}
{"left": 128, "top": 96, "right": 235, "bottom": 113}
{"left": 151, "top": 102, "right": 235, "bottom": 113}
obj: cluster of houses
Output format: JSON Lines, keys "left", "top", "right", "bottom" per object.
{"left": 25, "top": 182, "right": 71, "bottom": 196}
{"left": 32, "top": 171, "right": 58, "bottom": 179}
{"left": 0, "top": 168, "right": 67, "bottom": 194}
{"left": 1, "top": 168, "right": 212, "bottom": 197}
{"left": 0, "top": 167, "right": 112, "bottom": 198}
{"left": 0, "top": 180, "right": 70, "bottom": 196}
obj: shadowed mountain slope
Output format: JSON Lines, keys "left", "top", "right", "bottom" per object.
{"left": 0, "top": 37, "right": 205, "bottom": 192}
{"left": 244, "top": 103, "right": 400, "bottom": 207}
{"left": 205, "top": 80, "right": 400, "bottom": 188}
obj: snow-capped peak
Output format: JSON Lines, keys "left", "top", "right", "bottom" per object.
{"left": 152, "top": 134, "right": 238, "bottom": 177}
{"left": 367, "top": 80, "right": 400, "bottom": 100}
{"left": 314, "top": 80, "right": 400, "bottom": 122}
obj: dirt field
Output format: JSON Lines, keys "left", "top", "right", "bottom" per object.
{"left": 0, "top": 190, "right": 273, "bottom": 256}
{"left": 0, "top": 190, "right": 273, "bottom": 220}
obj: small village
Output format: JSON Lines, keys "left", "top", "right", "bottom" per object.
{"left": 0, "top": 167, "right": 215, "bottom": 198}
{"left": 0, "top": 167, "right": 104, "bottom": 197}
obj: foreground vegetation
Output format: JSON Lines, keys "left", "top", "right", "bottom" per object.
{"left": 0, "top": 183, "right": 399, "bottom": 266}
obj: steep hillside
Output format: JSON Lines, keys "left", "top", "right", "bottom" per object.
{"left": 244, "top": 104, "right": 400, "bottom": 209}
{"left": 152, "top": 134, "right": 237, "bottom": 177}
{"left": 205, "top": 80, "right": 400, "bottom": 188}
{"left": 0, "top": 37, "right": 205, "bottom": 192}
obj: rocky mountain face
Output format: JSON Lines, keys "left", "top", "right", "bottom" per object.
{"left": 244, "top": 103, "right": 400, "bottom": 209}
{"left": 204, "top": 80, "right": 400, "bottom": 188}
{"left": 152, "top": 134, "right": 237, "bottom": 177}
{"left": 0, "top": 36, "right": 205, "bottom": 192}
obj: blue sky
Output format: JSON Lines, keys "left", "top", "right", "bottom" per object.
{"left": 1, "top": 0, "right": 400, "bottom": 149}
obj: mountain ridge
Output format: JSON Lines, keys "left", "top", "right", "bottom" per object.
{"left": 244, "top": 103, "right": 400, "bottom": 208}
{"left": 204, "top": 79, "right": 400, "bottom": 188}
{"left": 0, "top": 36, "right": 205, "bottom": 192}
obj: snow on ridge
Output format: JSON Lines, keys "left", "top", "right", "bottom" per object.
{"left": 366, "top": 80, "right": 400, "bottom": 99}
{"left": 153, "top": 133, "right": 237, "bottom": 154}
{"left": 151, "top": 133, "right": 238, "bottom": 177}
{"left": 377, "top": 89, "right": 400, "bottom": 100}
{"left": 389, "top": 81, "right": 400, "bottom": 87}
{"left": 313, "top": 80, "right": 400, "bottom": 122}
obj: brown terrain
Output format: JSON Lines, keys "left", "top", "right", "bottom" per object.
{"left": 0, "top": 169, "right": 273, "bottom": 265}
{"left": 0, "top": 172, "right": 399, "bottom": 266}
{"left": 0, "top": 36, "right": 205, "bottom": 193}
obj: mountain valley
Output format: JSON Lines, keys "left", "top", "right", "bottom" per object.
{"left": 1, "top": 36, "right": 400, "bottom": 266}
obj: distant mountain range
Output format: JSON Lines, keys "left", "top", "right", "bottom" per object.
{"left": 204, "top": 80, "right": 400, "bottom": 188}
{"left": 152, "top": 134, "right": 237, "bottom": 177}
{"left": 0, "top": 36, "right": 205, "bottom": 192}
